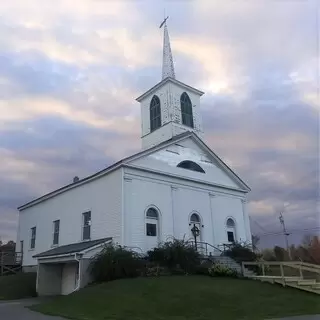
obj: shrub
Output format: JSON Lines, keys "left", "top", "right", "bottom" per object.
{"left": 90, "top": 244, "right": 143, "bottom": 282}
{"left": 209, "top": 263, "right": 238, "bottom": 278}
{"left": 195, "top": 260, "right": 213, "bottom": 276}
{"left": 147, "top": 238, "right": 200, "bottom": 274}
{"left": 224, "top": 242, "right": 260, "bottom": 263}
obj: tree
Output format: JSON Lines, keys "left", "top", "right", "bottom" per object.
{"left": 273, "top": 246, "right": 289, "bottom": 261}
{"left": 0, "top": 241, "right": 16, "bottom": 252}
{"left": 251, "top": 235, "right": 260, "bottom": 251}
{"left": 261, "top": 248, "right": 276, "bottom": 261}
{"left": 308, "top": 236, "right": 320, "bottom": 264}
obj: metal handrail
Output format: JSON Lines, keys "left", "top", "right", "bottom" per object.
{"left": 188, "top": 241, "right": 222, "bottom": 256}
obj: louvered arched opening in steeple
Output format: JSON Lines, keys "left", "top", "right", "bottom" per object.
{"left": 180, "top": 92, "right": 194, "bottom": 128}
{"left": 150, "top": 95, "right": 161, "bottom": 132}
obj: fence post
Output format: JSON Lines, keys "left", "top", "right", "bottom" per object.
{"left": 0, "top": 252, "right": 3, "bottom": 276}
{"left": 241, "top": 262, "right": 245, "bottom": 277}
{"left": 280, "top": 263, "right": 285, "bottom": 287}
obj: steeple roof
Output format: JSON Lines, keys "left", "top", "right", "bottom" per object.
{"left": 160, "top": 17, "right": 175, "bottom": 80}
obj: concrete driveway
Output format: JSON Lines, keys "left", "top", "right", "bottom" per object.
{"left": 0, "top": 299, "right": 66, "bottom": 320}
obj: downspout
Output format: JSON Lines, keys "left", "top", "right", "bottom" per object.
{"left": 73, "top": 253, "right": 81, "bottom": 292}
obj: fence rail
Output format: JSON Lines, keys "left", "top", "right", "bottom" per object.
{"left": 0, "top": 252, "right": 22, "bottom": 276}
{"left": 241, "top": 260, "right": 320, "bottom": 290}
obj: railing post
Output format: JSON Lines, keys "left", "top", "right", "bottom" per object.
{"left": 280, "top": 263, "right": 285, "bottom": 287}
{"left": 262, "top": 263, "right": 265, "bottom": 276}
{"left": 299, "top": 263, "right": 303, "bottom": 279}
{"left": 241, "top": 262, "right": 245, "bottom": 277}
{"left": 0, "top": 252, "right": 3, "bottom": 276}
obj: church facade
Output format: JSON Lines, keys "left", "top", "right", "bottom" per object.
{"left": 16, "top": 22, "right": 251, "bottom": 295}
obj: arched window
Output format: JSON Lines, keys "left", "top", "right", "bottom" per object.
{"left": 226, "top": 218, "right": 236, "bottom": 243}
{"left": 189, "top": 213, "right": 202, "bottom": 243}
{"left": 150, "top": 95, "right": 161, "bottom": 132}
{"left": 190, "top": 213, "right": 200, "bottom": 223}
{"left": 146, "top": 208, "right": 158, "bottom": 219}
{"left": 146, "top": 208, "right": 159, "bottom": 237}
{"left": 226, "top": 218, "right": 235, "bottom": 227}
{"left": 180, "top": 92, "right": 194, "bottom": 128}
{"left": 177, "top": 160, "right": 205, "bottom": 173}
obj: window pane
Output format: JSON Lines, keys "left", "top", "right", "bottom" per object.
{"left": 227, "top": 219, "right": 235, "bottom": 227}
{"left": 54, "top": 220, "right": 60, "bottom": 233}
{"left": 227, "top": 231, "right": 235, "bottom": 242}
{"left": 53, "top": 233, "right": 59, "bottom": 245}
{"left": 83, "top": 226, "right": 91, "bottom": 240}
{"left": 190, "top": 214, "right": 200, "bottom": 222}
{"left": 146, "top": 208, "right": 158, "bottom": 219}
{"left": 31, "top": 227, "right": 36, "bottom": 238}
{"left": 146, "top": 223, "right": 157, "bottom": 236}
{"left": 83, "top": 212, "right": 91, "bottom": 226}
{"left": 177, "top": 161, "right": 205, "bottom": 173}
{"left": 150, "top": 95, "right": 161, "bottom": 132}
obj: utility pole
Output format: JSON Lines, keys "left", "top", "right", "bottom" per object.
{"left": 279, "top": 212, "right": 291, "bottom": 260}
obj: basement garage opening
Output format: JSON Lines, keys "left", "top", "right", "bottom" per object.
{"left": 33, "top": 237, "right": 112, "bottom": 296}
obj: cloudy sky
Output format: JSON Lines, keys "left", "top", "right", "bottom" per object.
{"left": 0, "top": 0, "right": 319, "bottom": 248}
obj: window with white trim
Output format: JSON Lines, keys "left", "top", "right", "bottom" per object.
{"left": 82, "top": 211, "right": 91, "bottom": 240}
{"left": 180, "top": 92, "right": 194, "bottom": 128}
{"left": 53, "top": 220, "right": 60, "bottom": 245}
{"left": 146, "top": 208, "right": 158, "bottom": 236}
{"left": 30, "top": 227, "right": 36, "bottom": 249}
{"left": 226, "top": 218, "right": 236, "bottom": 243}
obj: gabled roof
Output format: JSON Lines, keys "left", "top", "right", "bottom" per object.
{"left": 18, "top": 132, "right": 191, "bottom": 210}
{"left": 126, "top": 132, "right": 251, "bottom": 192}
{"left": 188, "top": 134, "right": 251, "bottom": 192}
{"left": 33, "top": 237, "right": 112, "bottom": 258}
{"left": 18, "top": 131, "right": 250, "bottom": 210}
{"left": 136, "top": 77, "right": 204, "bottom": 102}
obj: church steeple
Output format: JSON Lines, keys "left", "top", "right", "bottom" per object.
{"left": 136, "top": 17, "right": 205, "bottom": 150}
{"left": 160, "top": 17, "right": 175, "bottom": 80}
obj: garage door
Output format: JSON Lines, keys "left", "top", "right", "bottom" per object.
{"left": 61, "top": 262, "right": 78, "bottom": 295}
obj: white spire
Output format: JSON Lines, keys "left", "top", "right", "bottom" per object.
{"left": 160, "top": 17, "right": 175, "bottom": 80}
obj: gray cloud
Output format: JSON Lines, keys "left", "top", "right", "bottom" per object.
{"left": 0, "top": 1, "right": 318, "bottom": 248}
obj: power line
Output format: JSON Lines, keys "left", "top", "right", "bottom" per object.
{"left": 256, "top": 226, "right": 320, "bottom": 237}
{"left": 249, "top": 216, "right": 270, "bottom": 233}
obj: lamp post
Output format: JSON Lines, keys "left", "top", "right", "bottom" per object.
{"left": 191, "top": 224, "right": 200, "bottom": 251}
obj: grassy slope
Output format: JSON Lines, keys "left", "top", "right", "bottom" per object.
{"left": 31, "top": 276, "right": 320, "bottom": 320}
{"left": 0, "top": 273, "right": 37, "bottom": 300}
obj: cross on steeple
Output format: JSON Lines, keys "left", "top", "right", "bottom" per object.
{"left": 159, "top": 16, "right": 175, "bottom": 80}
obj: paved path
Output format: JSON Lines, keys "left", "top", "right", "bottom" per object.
{"left": 1, "top": 298, "right": 319, "bottom": 320}
{"left": 267, "top": 316, "right": 320, "bottom": 320}
{"left": 0, "top": 299, "right": 66, "bottom": 320}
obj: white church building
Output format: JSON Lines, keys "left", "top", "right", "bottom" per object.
{"left": 16, "top": 21, "right": 251, "bottom": 296}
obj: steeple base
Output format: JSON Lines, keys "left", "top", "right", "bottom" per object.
{"left": 141, "top": 121, "right": 204, "bottom": 150}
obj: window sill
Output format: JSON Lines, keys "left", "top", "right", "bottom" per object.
{"left": 28, "top": 248, "right": 35, "bottom": 252}
{"left": 51, "top": 244, "right": 59, "bottom": 248}
{"left": 81, "top": 238, "right": 91, "bottom": 242}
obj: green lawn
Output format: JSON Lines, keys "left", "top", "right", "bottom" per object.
{"left": 31, "top": 276, "right": 320, "bottom": 320}
{"left": 0, "top": 272, "right": 37, "bottom": 300}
